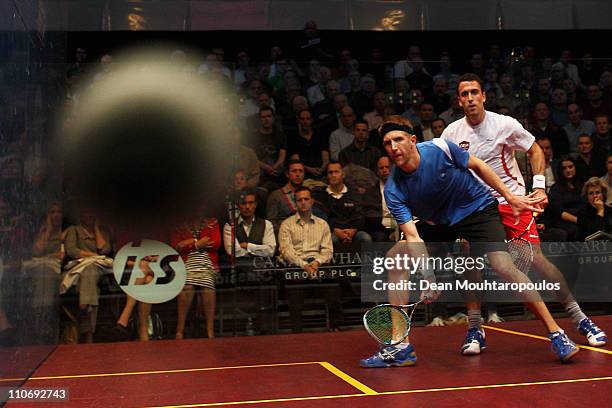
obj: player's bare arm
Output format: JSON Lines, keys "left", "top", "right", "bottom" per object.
{"left": 526, "top": 141, "right": 549, "bottom": 209}
{"left": 467, "top": 155, "right": 544, "bottom": 221}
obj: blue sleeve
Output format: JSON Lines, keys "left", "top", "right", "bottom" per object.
{"left": 384, "top": 180, "right": 413, "bottom": 225}
{"left": 446, "top": 140, "right": 470, "bottom": 169}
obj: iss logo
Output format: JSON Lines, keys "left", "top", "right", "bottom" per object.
{"left": 459, "top": 141, "right": 470, "bottom": 151}
{"left": 113, "top": 239, "right": 186, "bottom": 304}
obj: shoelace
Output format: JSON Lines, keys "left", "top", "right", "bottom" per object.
{"left": 582, "top": 320, "right": 602, "bottom": 334}
{"left": 552, "top": 333, "right": 573, "bottom": 349}
{"left": 378, "top": 347, "right": 400, "bottom": 361}
{"left": 465, "top": 329, "right": 480, "bottom": 342}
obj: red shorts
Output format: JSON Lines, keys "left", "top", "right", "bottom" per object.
{"left": 497, "top": 203, "right": 541, "bottom": 243}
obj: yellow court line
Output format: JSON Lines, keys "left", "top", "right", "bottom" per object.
{"left": 318, "top": 362, "right": 378, "bottom": 395}
{"left": 10, "top": 361, "right": 323, "bottom": 382}
{"left": 482, "top": 325, "right": 612, "bottom": 355}
{"left": 0, "top": 377, "right": 26, "bottom": 383}
{"left": 147, "top": 376, "right": 612, "bottom": 407}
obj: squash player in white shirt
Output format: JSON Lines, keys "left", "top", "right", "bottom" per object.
{"left": 441, "top": 74, "right": 607, "bottom": 354}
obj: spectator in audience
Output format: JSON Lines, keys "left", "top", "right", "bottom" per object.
{"left": 564, "top": 103, "right": 595, "bottom": 154}
{"left": 232, "top": 127, "right": 261, "bottom": 188}
{"left": 278, "top": 186, "right": 340, "bottom": 332}
{"left": 550, "top": 88, "right": 570, "bottom": 128}
{"left": 223, "top": 189, "right": 276, "bottom": 333}
{"left": 244, "top": 92, "right": 276, "bottom": 132}
{"left": 363, "top": 90, "right": 387, "bottom": 131}
{"left": 171, "top": 210, "right": 221, "bottom": 340}
{"left": 469, "top": 53, "right": 486, "bottom": 78}
{"left": 575, "top": 134, "right": 606, "bottom": 181}
{"left": 413, "top": 102, "right": 436, "bottom": 142}
{"left": 329, "top": 106, "right": 355, "bottom": 161}
{"left": 317, "top": 161, "right": 373, "bottom": 247}
{"left": 484, "top": 89, "right": 499, "bottom": 113}
{"left": 530, "top": 102, "right": 570, "bottom": 157}
{"left": 582, "top": 85, "right": 610, "bottom": 121}
{"left": 600, "top": 152, "right": 612, "bottom": 205}
{"left": 315, "top": 92, "right": 348, "bottom": 138}
{"left": 406, "top": 57, "right": 433, "bottom": 94}
{"left": 394, "top": 45, "right": 428, "bottom": 80}
{"left": 431, "top": 117, "right": 446, "bottom": 138}
{"left": 350, "top": 74, "right": 376, "bottom": 118}
{"left": 288, "top": 109, "right": 329, "bottom": 179}
{"left": 536, "top": 136, "right": 559, "bottom": 192}
{"left": 373, "top": 155, "right": 398, "bottom": 241}
{"left": 558, "top": 50, "right": 582, "bottom": 88}
{"left": 432, "top": 77, "right": 451, "bottom": 115}
{"left": 547, "top": 158, "right": 584, "bottom": 241}
{"left": 312, "top": 80, "right": 341, "bottom": 122}
{"left": 23, "top": 202, "right": 64, "bottom": 343}
{"left": 578, "top": 52, "right": 599, "bottom": 87}
{"left": 593, "top": 114, "right": 611, "bottom": 155}
{"left": 533, "top": 77, "right": 552, "bottom": 106}
{"left": 401, "top": 88, "right": 425, "bottom": 126}
{"left": 240, "top": 79, "right": 267, "bottom": 124}
{"left": 550, "top": 63, "right": 567, "bottom": 90}
{"left": 562, "top": 78, "right": 582, "bottom": 106}
{"left": 62, "top": 208, "right": 113, "bottom": 343}
{"left": 281, "top": 95, "right": 309, "bottom": 136}
{"left": 250, "top": 107, "right": 287, "bottom": 191}
{"left": 338, "top": 120, "right": 382, "bottom": 172}
{"left": 266, "top": 160, "right": 305, "bottom": 234}
{"left": 484, "top": 67, "right": 501, "bottom": 97}
{"left": 432, "top": 53, "right": 460, "bottom": 93}
{"left": 306, "top": 66, "right": 331, "bottom": 106}
{"left": 361, "top": 47, "right": 388, "bottom": 90}
{"left": 600, "top": 70, "right": 612, "bottom": 106}
{"left": 439, "top": 95, "right": 465, "bottom": 125}
{"left": 577, "top": 177, "right": 612, "bottom": 241}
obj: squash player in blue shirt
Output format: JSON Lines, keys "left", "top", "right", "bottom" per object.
{"left": 360, "top": 116, "right": 579, "bottom": 368}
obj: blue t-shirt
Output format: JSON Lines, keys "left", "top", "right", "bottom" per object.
{"left": 384, "top": 139, "right": 496, "bottom": 226}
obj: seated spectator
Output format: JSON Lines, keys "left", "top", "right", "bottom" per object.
{"left": 278, "top": 187, "right": 342, "bottom": 332}
{"left": 288, "top": 109, "right": 329, "bottom": 179}
{"left": 601, "top": 152, "right": 612, "bottom": 205}
{"left": 564, "top": 104, "right": 595, "bottom": 155}
{"left": 231, "top": 127, "right": 260, "bottom": 188}
{"left": 536, "top": 136, "right": 559, "bottom": 192}
{"left": 431, "top": 77, "right": 451, "bottom": 115}
{"left": 227, "top": 169, "right": 268, "bottom": 221}
{"left": 593, "top": 114, "right": 611, "bottom": 156}
{"left": 432, "top": 118, "right": 446, "bottom": 138}
{"left": 373, "top": 156, "right": 398, "bottom": 241}
{"left": 498, "top": 73, "right": 520, "bottom": 115}
{"left": 577, "top": 177, "right": 612, "bottom": 241}
{"left": 62, "top": 208, "right": 113, "bottom": 343}
{"left": 338, "top": 120, "right": 382, "bottom": 172}
{"left": 550, "top": 88, "right": 569, "bottom": 128}
{"left": 575, "top": 134, "right": 606, "bottom": 181}
{"left": 23, "top": 202, "right": 64, "bottom": 344}
{"left": 223, "top": 189, "right": 276, "bottom": 333}
{"left": 266, "top": 160, "right": 305, "bottom": 234}
{"left": 413, "top": 102, "right": 436, "bottom": 141}
{"left": 317, "top": 162, "right": 373, "bottom": 247}
{"left": 350, "top": 74, "right": 376, "bottom": 119}
{"left": 439, "top": 96, "right": 464, "bottom": 126}
{"left": 401, "top": 88, "right": 424, "bottom": 126}
{"left": 329, "top": 106, "right": 355, "bottom": 161}
{"left": 547, "top": 158, "right": 584, "bottom": 240}
{"left": 363, "top": 90, "right": 386, "bottom": 131}
{"left": 223, "top": 189, "right": 276, "bottom": 259}
{"left": 530, "top": 102, "right": 570, "bottom": 157}
{"left": 582, "top": 85, "right": 610, "bottom": 121}
{"left": 171, "top": 210, "right": 221, "bottom": 339}
{"left": 280, "top": 95, "right": 309, "bottom": 138}
{"left": 250, "top": 107, "right": 287, "bottom": 191}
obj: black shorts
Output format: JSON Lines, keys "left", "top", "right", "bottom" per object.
{"left": 416, "top": 202, "right": 507, "bottom": 256}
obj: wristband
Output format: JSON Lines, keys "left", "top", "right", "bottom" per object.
{"left": 194, "top": 239, "right": 199, "bottom": 250}
{"left": 532, "top": 175, "right": 546, "bottom": 190}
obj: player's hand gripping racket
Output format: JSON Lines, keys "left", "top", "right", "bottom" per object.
{"left": 363, "top": 297, "right": 428, "bottom": 346}
{"left": 506, "top": 212, "right": 537, "bottom": 274}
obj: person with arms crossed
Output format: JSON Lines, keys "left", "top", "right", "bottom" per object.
{"left": 441, "top": 73, "right": 606, "bottom": 351}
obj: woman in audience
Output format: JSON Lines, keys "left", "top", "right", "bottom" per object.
{"left": 25, "top": 201, "right": 65, "bottom": 343}
{"left": 63, "top": 208, "right": 113, "bottom": 343}
{"left": 171, "top": 208, "right": 221, "bottom": 339}
{"left": 577, "top": 177, "right": 612, "bottom": 241}
{"left": 547, "top": 158, "right": 584, "bottom": 241}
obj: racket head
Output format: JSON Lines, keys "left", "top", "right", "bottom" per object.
{"left": 507, "top": 237, "right": 534, "bottom": 274}
{"left": 363, "top": 304, "right": 411, "bottom": 346}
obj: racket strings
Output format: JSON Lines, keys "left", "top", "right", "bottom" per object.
{"left": 364, "top": 306, "right": 409, "bottom": 345}
{"left": 507, "top": 238, "right": 533, "bottom": 274}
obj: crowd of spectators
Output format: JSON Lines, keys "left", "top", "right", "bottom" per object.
{"left": 1, "top": 22, "right": 612, "bottom": 345}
